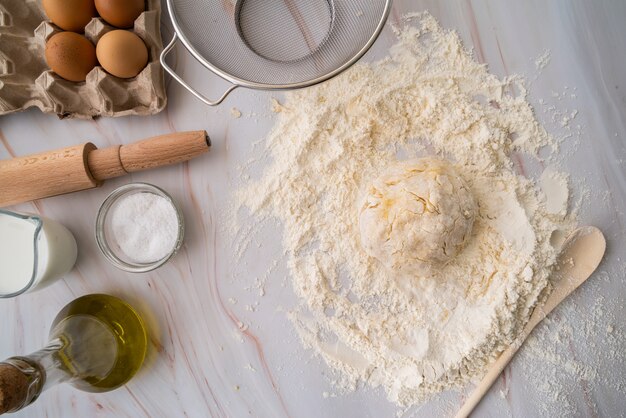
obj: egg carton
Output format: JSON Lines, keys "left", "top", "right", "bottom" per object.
{"left": 0, "top": 0, "right": 166, "bottom": 119}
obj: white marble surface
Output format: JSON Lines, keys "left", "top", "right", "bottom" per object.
{"left": 2, "top": 0, "right": 626, "bottom": 417}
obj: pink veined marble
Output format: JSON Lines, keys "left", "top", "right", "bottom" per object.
{"left": 1, "top": 1, "right": 625, "bottom": 417}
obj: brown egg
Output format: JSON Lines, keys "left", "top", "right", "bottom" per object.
{"left": 95, "top": 0, "right": 145, "bottom": 28}
{"left": 42, "top": 0, "right": 96, "bottom": 32}
{"left": 45, "top": 32, "right": 97, "bottom": 82}
{"left": 96, "top": 30, "right": 148, "bottom": 79}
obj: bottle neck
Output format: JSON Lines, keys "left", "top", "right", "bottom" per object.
{"left": 24, "top": 337, "right": 72, "bottom": 391}
{"left": 0, "top": 338, "right": 71, "bottom": 414}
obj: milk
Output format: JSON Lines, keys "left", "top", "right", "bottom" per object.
{"left": 0, "top": 210, "right": 77, "bottom": 296}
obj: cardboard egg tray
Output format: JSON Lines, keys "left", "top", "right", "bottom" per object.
{"left": 0, "top": 0, "right": 166, "bottom": 119}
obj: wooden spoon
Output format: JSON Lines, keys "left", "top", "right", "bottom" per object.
{"left": 455, "top": 226, "right": 606, "bottom": 418}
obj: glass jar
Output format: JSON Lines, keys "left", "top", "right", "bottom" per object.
{"left": 95, "top": 183, "right": 184, "bottom": 273}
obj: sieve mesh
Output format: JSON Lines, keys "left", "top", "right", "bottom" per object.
{"left": 167, "top": 0, "right": 391, "bottom": 88}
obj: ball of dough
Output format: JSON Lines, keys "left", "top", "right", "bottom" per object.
{"left": 359, "top": 158, "right": 477, "bottom": 276}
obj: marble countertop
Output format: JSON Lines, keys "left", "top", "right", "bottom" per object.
{"left": 2, "top": 0, "right": 625, "bottom": 417}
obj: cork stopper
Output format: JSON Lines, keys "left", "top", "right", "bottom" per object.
{"left": 0, "top": 364, "right": 28, "bottom": 415}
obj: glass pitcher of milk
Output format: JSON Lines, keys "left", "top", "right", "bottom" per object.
{"left": 0, "top": 209, "right": 78, "bottom": 298}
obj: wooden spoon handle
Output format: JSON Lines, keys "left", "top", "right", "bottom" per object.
{"left": 454, "top": 334, "right": 523, "bottom": 418}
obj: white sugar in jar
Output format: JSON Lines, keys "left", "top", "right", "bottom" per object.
{"left": 96, "top": 183, "right": 184, "bottom": 272}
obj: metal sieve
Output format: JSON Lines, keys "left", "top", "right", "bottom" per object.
{"left": 161, "top": 0, "right": 392, "bottom": 105}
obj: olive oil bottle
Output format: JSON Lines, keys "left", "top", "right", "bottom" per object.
{"left": 0, "top": 294, "right": 147, "bottom": 414}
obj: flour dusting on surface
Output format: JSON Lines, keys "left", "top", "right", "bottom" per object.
{"left": 534, "top": 49, "right": 552, "bottom": 71}
{"left": 515, "top": 273, "right": 626, "bottom": 417}
{"left": 234, "top": 13, "right": 576, "bottom": 407}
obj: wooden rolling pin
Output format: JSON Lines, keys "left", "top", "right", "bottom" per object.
{"left": 0, "top": 130, "right": 210, "bottom": 207}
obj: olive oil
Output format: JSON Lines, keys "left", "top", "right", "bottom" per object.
{"left": 0, "top": 294, "right": 147, "bottom": 414}
{"left": 49, "top": 294, "right": 147, "bottom": 392}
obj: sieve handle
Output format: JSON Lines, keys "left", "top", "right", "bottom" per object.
{"left": 160, "top": 33, "right": 238, "bottom": 106}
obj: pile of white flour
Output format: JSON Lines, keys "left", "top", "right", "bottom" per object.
{"left": 235, "top": 13, "right": 575, "bottom": 406}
